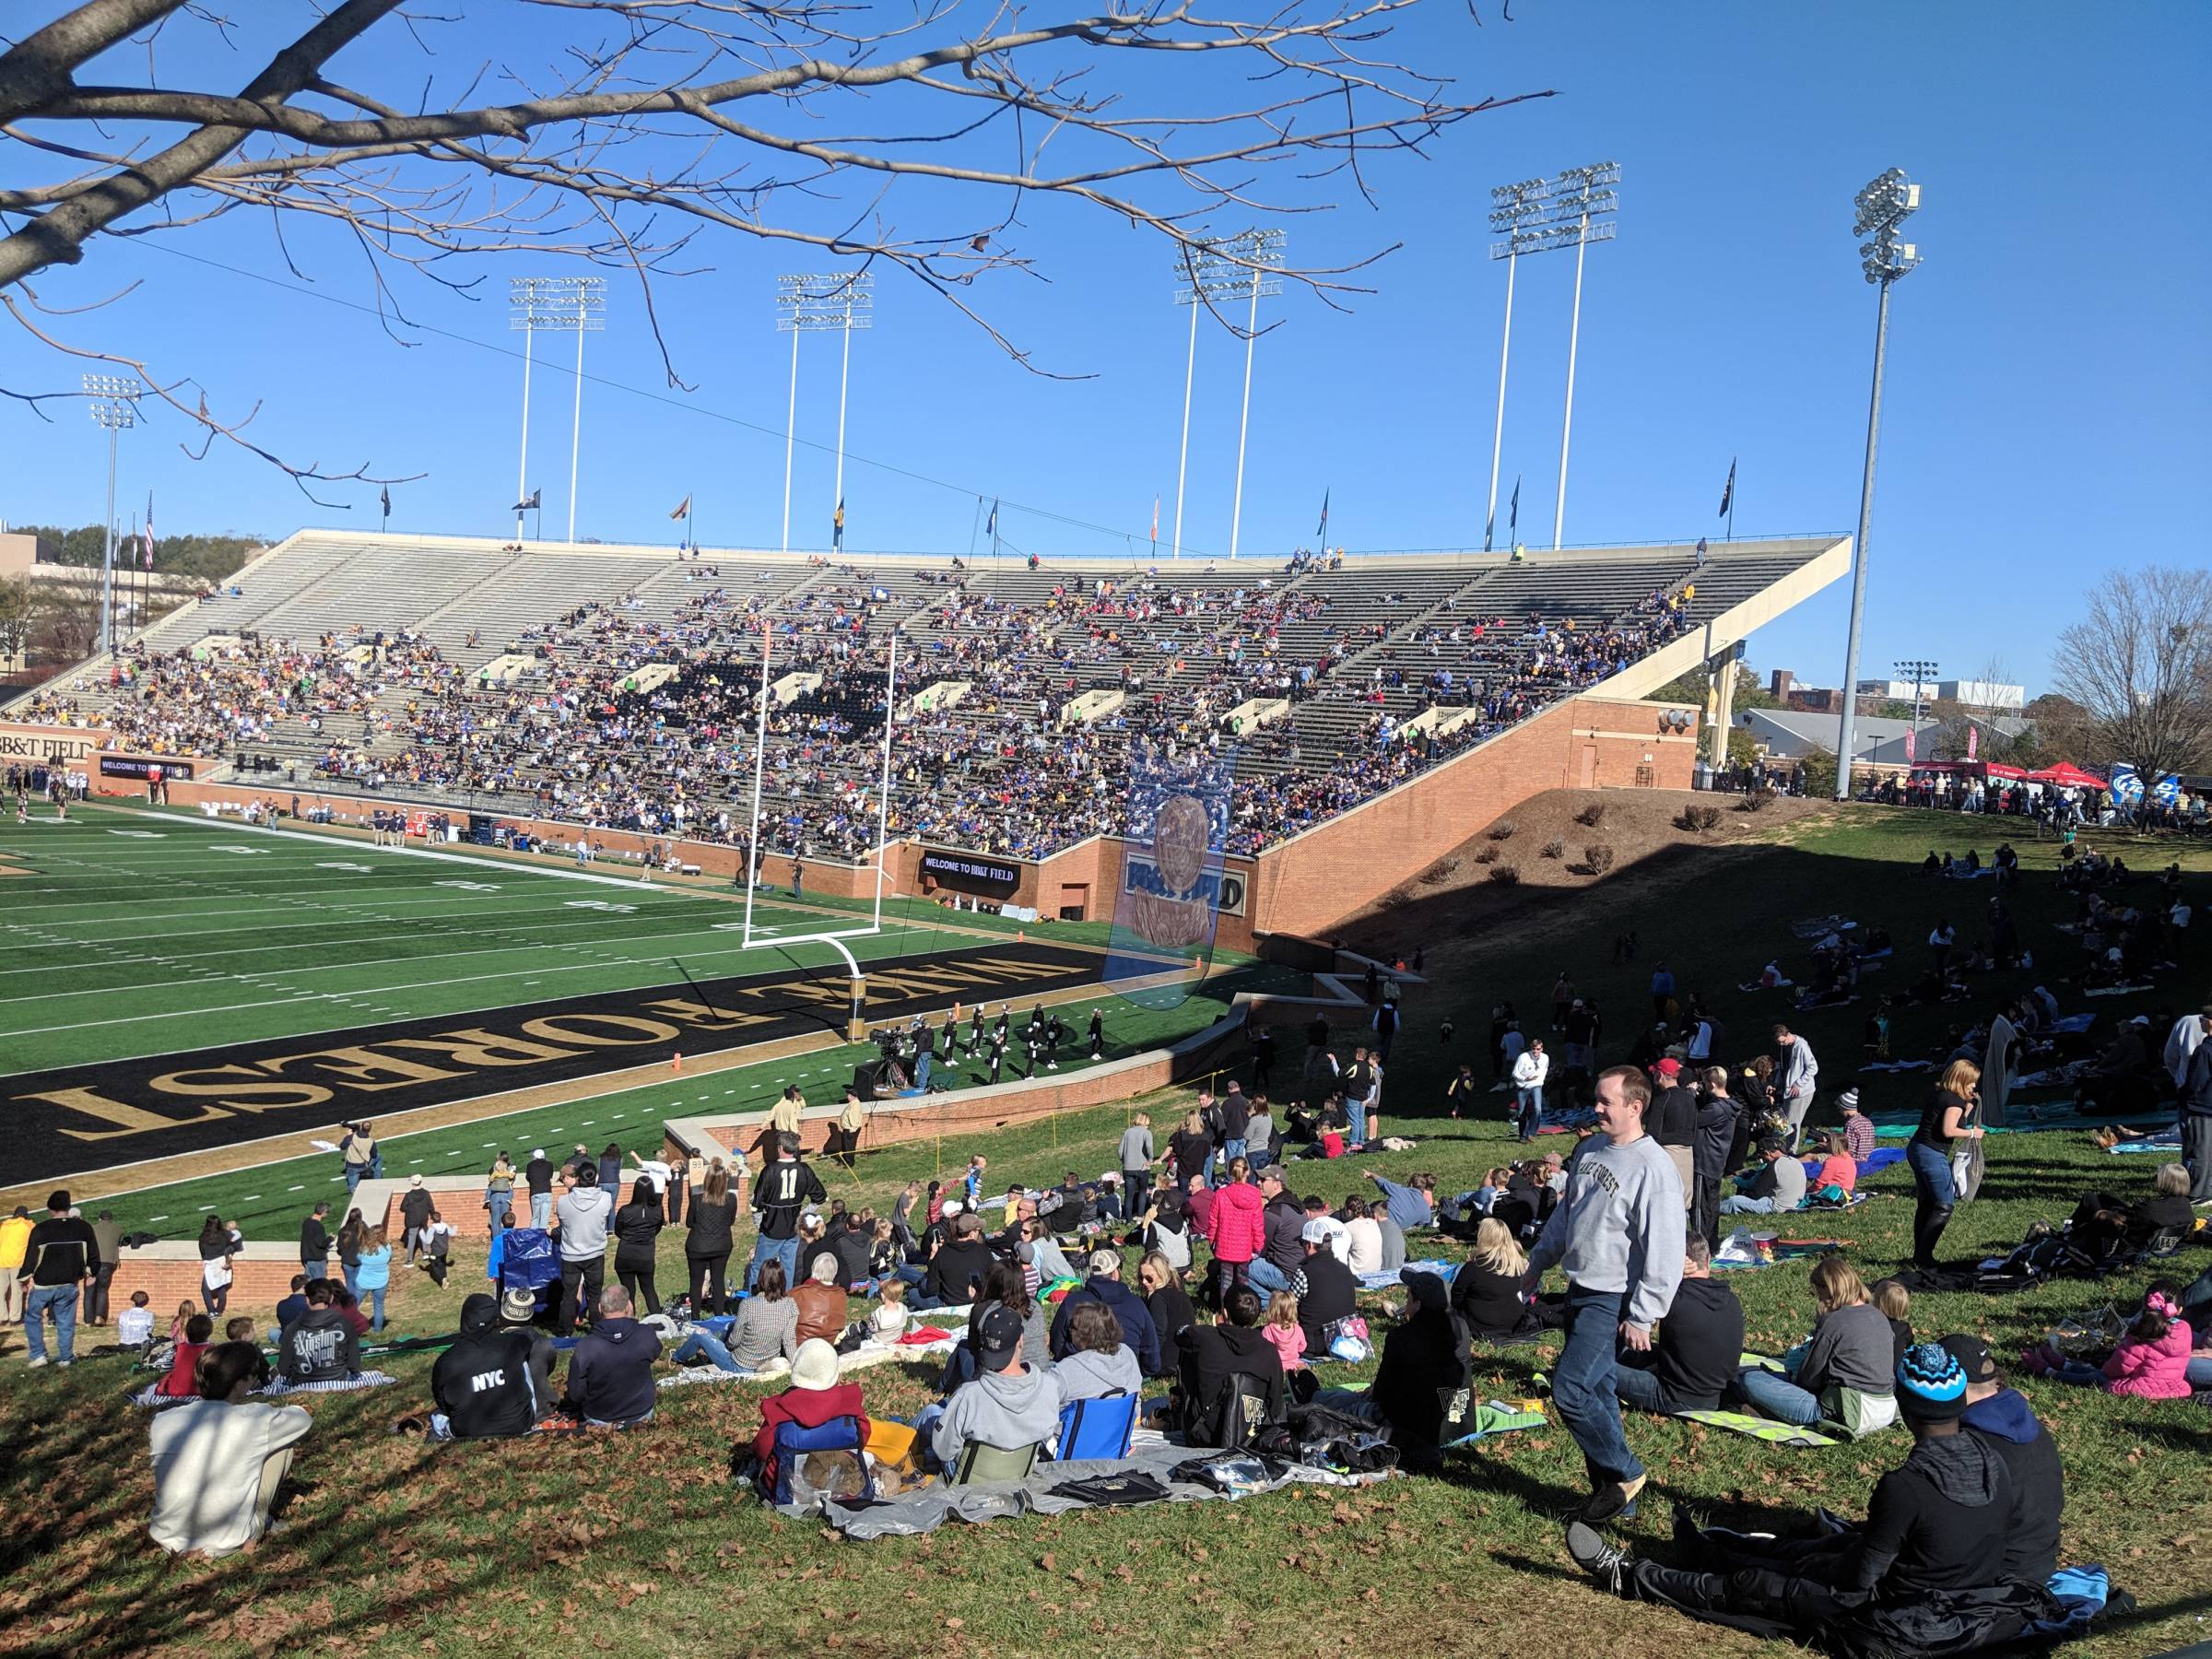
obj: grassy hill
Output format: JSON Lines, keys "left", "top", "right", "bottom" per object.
{"left": 1, "top": 802, "right": 2206, "bottom": 1658}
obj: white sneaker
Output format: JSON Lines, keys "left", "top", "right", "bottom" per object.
{"left": 24, "top": 1357, "right": 48, "bottom": 1369}
{"left": 55, "top": 1359, "right": 71, "bottom": 1369}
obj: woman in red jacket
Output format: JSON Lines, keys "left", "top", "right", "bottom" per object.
{"left": 752, "top": 1338, "right": 869, "bottom": 1493}
{"left": 1205, "top": 1156, "right": 1268, "bottom": 1310}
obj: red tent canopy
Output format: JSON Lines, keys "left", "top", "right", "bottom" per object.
{"left": 1983, "top": 762, "right": 2029, "bottom": 782}
{"left": 2027, "top": 763, "right": 2106, "bottom": 789}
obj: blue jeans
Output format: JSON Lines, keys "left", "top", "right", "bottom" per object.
{"left": 1907, "top": 1140, "right": 1955, "bottom": 1207}
{"left": 1222, "top": 1137, "right": 1248, "bottom": 1170}
{"left": 2183, "top": 1357, "right": 2212, "bottom": 1389}
{"left": 916, "top": 1053, "right": 933, "bottom": 1089}
{"left": 1734, "top": 1364, "right": 1822, "bottom": 1425}
{"left": 1247, "top": 1256, "right": 1292, "bottom": 1297}
{"left": 488, "top": 1191, "right": 512, "bottom": 1229}
{"left": 531, "top": 1192, "right": 554, "bottom": 1230}
{"left": 345, "top": 1165, "right": 365, "bottom": 1194}
{"left": 1719, "top": 1194, "right": 1778, "bottom": 1214}
{"left": 1516, "top": 1088, "right": 1544, "bottom": 1140}
{"left": 342, "top": 1263, "right": 360, "bottom": 1299}
{"left": 24, "top": 1284, "right": 78, "bottom": 1362}
{"left": 670, "top": 1332, "right": 750, "bottom": 1373}
{"left": 364, "top": 1285, "right": 386, "bottom": 1330}
{"left": 746, "top": 1234, "right": 798, "bottom": 1293}
{"left": 1553, "top": 1286, "right": 1641, "bottom": 1488}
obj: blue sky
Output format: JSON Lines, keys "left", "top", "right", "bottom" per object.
{"left": 6, "top": 1, "right": 2206, "bottom": 690}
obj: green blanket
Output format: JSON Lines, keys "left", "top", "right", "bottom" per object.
{"left": 1673, "top": 1407, "right": 1841, "bottom": 1448}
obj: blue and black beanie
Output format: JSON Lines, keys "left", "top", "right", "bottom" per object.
{"left": 1896, "top": 1342, "right": 1969, "bottom": 1421}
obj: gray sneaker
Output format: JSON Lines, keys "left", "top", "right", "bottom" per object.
{"left": 1565, "top": 1520, "right": 1629, "bottom": 1595}
{"left": 24, "top": 1357, "right": 48, "bottom": 1369}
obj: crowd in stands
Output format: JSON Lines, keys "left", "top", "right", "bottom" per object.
{"left": 15, "top": 552, "right": 1702, "bottom": 864}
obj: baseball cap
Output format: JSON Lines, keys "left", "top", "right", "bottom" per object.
{"left": 1300, "top": 1218, "right": 1335, "bottom": 1245}
{"left": 940, "top": 1199, "right": 962, "bottom": 1217}
{"left": 1398, "top": 1268, "right": 1447, "bottom": 1312}
{"left": 459, "top": 1293, "right": 500, "bottom": 1333}
{"left": 1937, "top": 1334, "right": 1996, "bottom": 1385}
{"left": 1087, "top": 1248, "right": 1122, "bottom": 1276}
{"left": 1653, "top": 1058, "right": 1681, "bottom": 1078}
{"left": 973, "top": 1303, "right": 1025, "bottom": 1368}
{"left": 532, "top": 1148, "right": 545, "bottom": 1159}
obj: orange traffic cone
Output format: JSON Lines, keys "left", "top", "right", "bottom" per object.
{"left": 671, "top": 1053, "right": 684, "bottom": 1074}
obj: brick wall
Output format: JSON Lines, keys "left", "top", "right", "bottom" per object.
{"left": 110, "top": 1245, "right": 303, "bottom": 1317}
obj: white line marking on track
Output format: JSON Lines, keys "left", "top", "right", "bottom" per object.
{"left": 147, "top": 1215, "right": 168, "bottom": 1222}
{"left": 288, "top": 1185, "right": 304, "bottom": 1193}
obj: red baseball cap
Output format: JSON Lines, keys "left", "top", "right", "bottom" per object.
{"left": 1653, "top": 1058, "right": 1682, "bottom": 1077}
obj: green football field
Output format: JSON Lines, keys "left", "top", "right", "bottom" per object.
{"left": 0, "top": 801, "right": 1265, "bottom": 1239}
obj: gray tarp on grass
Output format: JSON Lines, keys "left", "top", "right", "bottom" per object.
{"left": 797, "top": 1434, "right": 1390, "bottom": 1539}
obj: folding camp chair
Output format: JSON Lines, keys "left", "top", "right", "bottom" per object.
{"left": 948, "top": 1439, "right": 1041, "bottom": 1485}
{"left": 1053, "top": 1390, "right": 1137, "bottom": 1460}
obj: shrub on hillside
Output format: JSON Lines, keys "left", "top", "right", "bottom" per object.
{"left": 1738, "top": 786, "right": 1777, "bottom": 813}
{"left": 1541, "top": 836, "right": 1567, "bottom": 860}
{"left": 1583, "top": 843, "right": 1617, "bottom": 875}
{"left": 1486, "top": 864, "right": 1521, "bottom": 886}
{"left": 1574, "top": 801, "right": 1607, "bottom": 828}
{"left": 1418, "top": 855, "right": 1462, "bottom": 886}
{"left": 1676, "top": 805, "right": 1723, "bottom": 832}
{"left": 1486, "top": 819, "right": 1517, "bottom": 841}
{"left": 1473, "top": 844, "right": 1500, "bottom": 865}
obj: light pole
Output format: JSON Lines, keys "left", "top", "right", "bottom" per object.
{"left": 1895, "top": 655, "right": 1939, "bottom": 764}
{"left": 776, "top": 273, "right": 872, "bottom": 552}
{"left": 509, "top": 277, "right": 558, "bottom": 542}
{"left": 1832, "top": 167, "right": 1924, "bottom": 799}
{"left": 1216, "top": 228, "right": 1284, "bottom": 563}
{"left": 559, "top": 278, "right": 606, "bottom": 543}
{"left": 1169, "top": 245, "right": 1228, "bottom": 562}
{"left": 1547, "top": 162, "right": 1619, "bottom": 549}
{"left": 84, "top": 373, "right": 140, "bottom": 656}
{"left": 1483, "top": 179, "right": 1547, "bottom": 551}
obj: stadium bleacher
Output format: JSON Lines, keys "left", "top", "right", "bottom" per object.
{"left": 6, "top": 533, "right": 1839, "bottom": 863}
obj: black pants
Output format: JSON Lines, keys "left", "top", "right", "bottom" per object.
{"left": 1211, "top": 1256, "right": 1250, "bottom": 1311}
{"left": 1691, "top": 1174, "right": 1721, "bottom": 1247}
{"left": 618, "top": 1265, "right": 661, "bottom": 1314}
{"left": 688, "top": 1253, "right": 728, "bottom": 1315}
{"left": 560, "top": 1255, "right": 606, "bottom": 1333}
{"left": 88, "top": 1262, "right": 115, "bottom": 1323}
{"left": 203, "top": 1280, "right": 229, "bottom": 1316}
{"left": 665, "top": 1183, "right": 684, "bottom": 1226}
{"left": 426, "top": 1253, "right": 449, "bottom": 1288}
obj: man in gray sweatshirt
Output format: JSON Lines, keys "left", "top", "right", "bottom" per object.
{"left": 933, "top": 1304, "right": 1062, "bottom": 1473}
{"left": 555, "top": 1168, "right": 614, "bottom": 1335}
{"left": 1524, "top": 1065, "right": 1685, "bottom": 1524}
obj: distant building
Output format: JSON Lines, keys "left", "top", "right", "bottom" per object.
{"left": 1784, "top": 687, "right": 1844, "bottom": 714}
{"left": 1742, "top": 708, "right": 2031, "bottom": 775}
{"left": 1769, "top": 669, "right": 1795, "bottom": 700}
{"left": 1938, "top": 679, "right": 2025, "bottom": 712}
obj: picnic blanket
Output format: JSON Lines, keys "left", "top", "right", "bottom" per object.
{"left": 1713, "top": 1230, "right": 1848, "bottom": 1270}
{"left": 1790, "top": 915, "right": 1855, "bottom": 938}
{"left": 2106, "top": 1139, "right": 2183, "bottom": 1155}
{"left": 1673, "top": 1408, "right": 1841, "bottom": 1448}
{"left": 260, "top": 1371, "right": 400, "bottom": 1397}
{"left": 807, "top": 1432, "right": 1390, "bottom": 1538}
{"left": 1357, "top": 1258, "right": 1458, "bottom": 1292}
{"left": 1441, "top": 1400, "right": 1547, "bottom": 1448}
{"left": 1857, "top": 1059, "right": 1931, "bottom": 1074}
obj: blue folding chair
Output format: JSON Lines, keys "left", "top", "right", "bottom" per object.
{"left": 1053, "top": 1389, "right": 1137, "bottom": 1460}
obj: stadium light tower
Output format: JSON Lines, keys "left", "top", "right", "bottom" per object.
{"left": 1483, "top": 178, "right": 1548, "bottom": 552}
{"left": 777, "top": 273, "right": 873, "bottom": 554}
{"left": 1169, "top": 241, "right": 1235, "bottom": 561}
{"left": 1217, "top": 228, "right": 1285, "bottom": 563}
{"left": 1895, "top": 655, "right": 1939, "bottom": 761}
{"left": 1546, "top": 162, "right": 1619, "bottom": 549}
{"left": 509, "top": 277, "right": 562, "bottom": 542}
{"left": 84, "top": 372, "right": 141, "bottom": 655}
{"left": 1832, "top": 168, "right": 1924, "bottom": 799}
{"left": 557, "top": 278, "right": 607, "bottom": 543}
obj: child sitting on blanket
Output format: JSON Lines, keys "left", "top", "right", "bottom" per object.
{"left": 1869, "top": 1277, "right": 1914, "bottom": 1372}
{"left": 154, "top": 1314, "right": 215, "bottom": 1400}
{"left": 116, "top": 1291, "right": 155, "bottom": 1352}
{"left": 1811, "top": 1133, "right": 1857, "bottom": 1201}
{"left": 2023, "top": 1281, "right": 2194, "bottom": 1399}
{"left": 1261, "top": 1291, "right": 1309, "bottom": 1377}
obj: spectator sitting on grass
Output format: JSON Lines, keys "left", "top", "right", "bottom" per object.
{"left": 1719, "top": 1136, "right": 1806, "bottom": 1215}
{"left": 672, "top": 1259, "right": 799, "bottom": 1375}
{"left": 932, "top": 1304, "right": 1062, "bottom": 1473}
{"left": 432, "top": 1293, "right": 552, "bottom": 1440}
{"left": 752, "top": 1338, "right": 869, "bottom": 1495}
{"left": 561, "top": 1286, "right": 662, "bottom": 1427}
{"left": 1613, "top": 1233, "right": 1743, "bottom": 1418}
{"left": 1052, "top": 1300, "right": 1142, "bottom": 1406}
{"left": 277, "top": 1281, "right": 360, "bottom": 1385}
{"left": 148, "top": 1341, "right": 312, "bottom": 1558}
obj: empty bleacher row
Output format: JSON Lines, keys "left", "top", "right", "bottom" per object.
{"left": 7, "top": 532, "right": 1831, "bottom": 861}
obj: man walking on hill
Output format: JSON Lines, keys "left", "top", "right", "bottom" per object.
{"left": 1774, "top": 1024, "right": 1819, "bottom": 1145}
{"left": 1523, "top": 1067, "right": 1684, "bottom": 1524}
{"left": 1513, "top": 1039, "right": 1550, "bottom": 1143}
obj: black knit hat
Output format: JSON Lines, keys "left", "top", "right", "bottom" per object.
{"left": 1897, "top": 1343, "right": 1970, "bottom": 1421}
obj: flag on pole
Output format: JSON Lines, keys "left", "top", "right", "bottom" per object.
{"left": 1316, "top": 488, "right": 1330, "bottom": 542}
{"left": 1718, "top": 458, "right": 1736, "bottom": 519}
{"left": 513, "top": 488, "right": 540, "bottom": 512}
{"left": 142, "top": 490, "right": 155, "bottom": 570}
{"left": 833, "top": 497, "right": 845, "bottom": 551}
{"left": 1149, "top": 494, "right": 1159, "bottom": 552}
{"left": 1967, "top": 724, "right": 1979, "bottom": 761}
{"left": 379, "top": 483, "right": 391, "bottom": 523}
{"left": 669, "top": 493, "right": 692, "bottom": 521}
{"left": 984, "top": 499, "right": 998, "bottom": 540}
{"left": 1509, "top": 476, "right": 1520, "bottom": 539}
